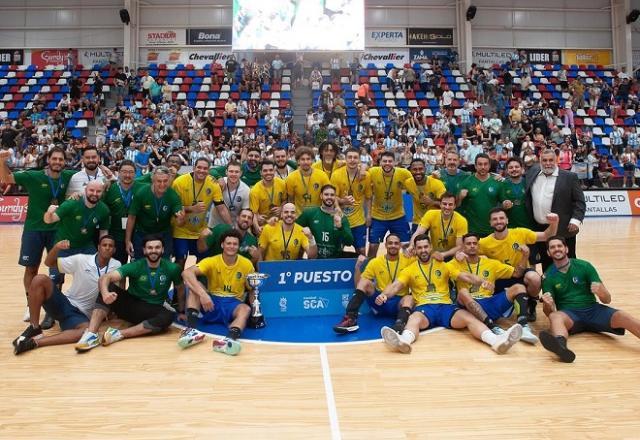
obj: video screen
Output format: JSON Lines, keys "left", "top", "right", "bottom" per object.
{"left": 232, "top": 0, "right": 364, "bottom": 51}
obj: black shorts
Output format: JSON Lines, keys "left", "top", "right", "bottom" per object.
{"left": 494, "top": 267, "right": 537, "bottom": 291}
{"left": 563, "top": 303, "right": 625, "bottom": 336}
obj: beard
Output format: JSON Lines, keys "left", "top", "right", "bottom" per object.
{"left": 146, "top": 252, "right": 162, "bottom": 263}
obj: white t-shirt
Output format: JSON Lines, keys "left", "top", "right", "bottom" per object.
{"left": 58, "top": 253, "right": 121, "bottom": 317}
{"left": 66, "top": 167, "right": 108, "bottom": 196}
{"left": 208, "top": 177, "right": 250, "bottom": 227}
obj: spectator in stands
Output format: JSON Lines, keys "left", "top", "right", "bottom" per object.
{"left": 271, "top": 55, "right": 284, "bottom": 83}
{"left": 569, "top": 78, "right": 585, "bottom": 108}
{"left": 357, "top": 83, "right": 371, "bottom": 106}
{"left": 502, "top": 68, "right": 513, "bottom": 100}
{"left": 588, "top": 80, "right": 602, "bottom": 109}
{"left": 403, "top": 65, "right": 416, "bottom": 92}
{"left": 224, "top": 99, "right": 238, "bottom": 120}
{"left": 620, "top": 146, "right": 638, "bottom": 188}
{"left": 558, "top": 67, "right": 568, "bottom": 91}
{"left": 440, "top": 85, "right": 455, "bottom": 114}
{"left": 558, "top": 143, "right": 573, "bottom": 171}
{"left": 596, "top": 154, "right": 614, "bottom": 188}
{"left": 610, "top": 125, "right": 624, "bottom": 157}
{"left": 225, "top": 55, "right": 238, "bottom": 84}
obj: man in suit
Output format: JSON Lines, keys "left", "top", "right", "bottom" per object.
{"left": 526, "top": 148, "right": 586, "bottom": 272}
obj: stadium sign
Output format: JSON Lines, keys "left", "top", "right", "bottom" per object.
{"left": 187, "top": 28, "right": 232, "bottom": 46}
{"left": 0, "top": 49, "right": 24, "bottom": 66}
{"left": 472, "top": 48, "right": 517, "bottom": 67}
{"left": 406, "top": 27, "right": 454, "bottom": 46}
{"left": 359, "top": 49, "right": 409, "bottom": 67}
{"left": 141, "top": 28, "right": 185, "bottom": 46}
{"left": 365, "top": 28, "right": 406, "bottom": 47}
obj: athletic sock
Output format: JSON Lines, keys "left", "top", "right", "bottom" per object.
{"left": 514, "top": 293, "right": 529, "bottom": 325}
{"left": 483, "top": 317, "right": 497, "bottom": 329}
{"left": 186, "top": 308, "right": 199, "bottom": 328}
{"left": 395, "top": 307, "right": 412, "bottom": 327}
{"left": 480, "top": 329, "right": 498, "bottom": 346}
{"left": 345, "top": 289, "right": 366, "bottom": 317}
{"left": 227, "top": 326, "right": 241, "bottom": 340}
{"left": 400, "top": 330, "right": 416, "bottom": 344}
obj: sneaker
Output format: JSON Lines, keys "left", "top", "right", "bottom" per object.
{"left": 520, "top": 324, "right": 539, "bottom": 345}
{"left": 102, "top": 327, "right": 124, "bottom": 346}
{"left": 212, "top": 337, "right": 242, "bottom": 356}
{"left": 75, "top": 331, "right": 101, "bottom": 352}
{"left": 380, "top": 326, "right": 411, "bottom": 354}
{"left": 22, "top": 307, "right": 30, "bottom": 322}
{"left": 490, "top": 326, "right": 506, "bottom": 336}
{"left": 491, "top": 323, "right": 522, "bottom": 354}
{"left": 333, "top": 314, "right": 359, "bottom": 334}
{"left": 539, "top": 331, "right": 575, "bottom": 363}
{"left": 178, "top": 327, "right": 206, "bottom": 349}
{"left": 12, "top": 324, "right": 42, "bottom": 347}
{"left": 14, "top": 337, "right": 37, "bottom": 355}
{"left": 40, "top": 313, "right": 55, "bottom": 330}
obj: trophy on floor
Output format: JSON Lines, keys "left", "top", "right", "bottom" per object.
{"left": 247, "top": 272, "right": 269, "bottom": 329}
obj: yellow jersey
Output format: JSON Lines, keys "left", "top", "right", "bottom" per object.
{"left": 362, "top": 253, "right": 415, "bottom": 296}
{"left": 259, "top": 221, "right": 310, "bottom": 261}
{"left": 446, "top": 257, "right": 514, "bottom": 299}
{"left": 369, "top": 166, "right": 412, "bottom": 221}
{"left": 418, "top": 210, "right": 468, "bottom": 252}
{"left": 478, "top": 228, "right": 538, "bottom": 268}
{"left": 249, "top": 178, "right": 287, "bottom": 217}
{"left": 312, "top": 159, "right": 345, "bottom": 180}
{"left": 397, "top": 259, "right": 452, "bottom": 306}
{"left": 403, "top": 176, "right": 446, "bottom": 224}
{"left": 196, "top": 254, "right": 254, "bottom": 300}
{"left": 171, "top": 173, "right": 223, "bottom": 239}
{"left": 285, "top": 168, "right": 330, "bottom": 214}
{"left": 330, "top": 167, "right": 372, "bottom": 228}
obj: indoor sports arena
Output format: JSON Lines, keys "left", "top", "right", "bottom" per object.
{"left": 2, "top": 0, "right": 640, "bottom": 438}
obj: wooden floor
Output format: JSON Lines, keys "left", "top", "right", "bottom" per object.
{"left": 1, "top": 219, "right": 640, "bottom": 439}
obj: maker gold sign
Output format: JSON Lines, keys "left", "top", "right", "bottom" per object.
{"left": 406, "top": 27, "right": 454, "bottom": 46}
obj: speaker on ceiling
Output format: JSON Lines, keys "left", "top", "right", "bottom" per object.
{"left": 119, "top": 8, "right": 131, "bottom": 25}
{"left": 627, "top": 9, "right": 640, "bottom": 24}
{"left": 466, "top": 6, "right": 477, "bottom": 21}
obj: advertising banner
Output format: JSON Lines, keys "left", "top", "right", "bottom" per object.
{"left": 410, "top": 48, "right": 454, "bottom": 63}
{"left": 365, "top": 28, "right": 406, "bottom": 47}
{"left": 406, "top": 27, "right": 454, "bottom": 46}
{"left": 140, "top": 48, "right": 233, "bottom": 67}
{"left": 257, "top": 258, "right": 362, "bottom": 318}
{"left": 187, "top": 28, "right": 232, "bottom": 46}
{"left": 472, "top": 48, "right": 517, "bottom": 67}
{"left": 140, "top": 28, "right": 185, "bottom": 46}
{"left": 585, "top": 190, "right": 633, "bottom": 216}
{"left": 0, "top": 49, "right": 25, "bottom": 66}
{"left": 0, "top": 196, "right": 28, "bottom": 223}
{"left": 562, "top": 49, "right": 612, "bottom": 66}
{"left": 359, "top": 49, "right": 409, "bottom": 67}
{"left": 30, "top": 49, "right": 77, "bottom": 68}
{"left": 516, "top": 48, "right": 561, "bottom": 65}
{"left": 78, "top": 48, "right": 122, "bottom": 68}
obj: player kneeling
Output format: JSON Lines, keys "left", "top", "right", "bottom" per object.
{"left": 180, "top": 230, "right": 255, "bottom": 356}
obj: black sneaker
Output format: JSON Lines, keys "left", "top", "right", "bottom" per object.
{"left": 12, "top": 324, "right": 42, "bottom": 347}
{"left": 392, "top": 318, "right": 406, "bottom": 333}
{"left": 527, "top": 298, "right": 537, "bottom": 322}
{"left": 539, "top": 331, "right": 576, "bottom": 363}
{"left": 14, "top": 337, "right": 37, "bottom": 355}
{"left": 333, "top": 315, "right": 359, "bottom": 334}
{"left": 40, "top": 313, "right": 55, "bottom": 330}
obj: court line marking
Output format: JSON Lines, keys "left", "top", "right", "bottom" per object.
{"left": 320, "top": 344, "right": 342, "bottom": 440}
{"left": 171, "top": 323, "right": 445, "bottom": 347}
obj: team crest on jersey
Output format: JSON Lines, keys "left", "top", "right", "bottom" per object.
{"left": 140, "top": 275, "right": 147, "bottom": 281}
{"left": 236, "top": 196, "right": 242, "bottom": 202}
{"left": 512, "top": 243, "right": 520, "bottom": 250}
{"left": 293, "top": 239, "right": 299, "bottom": 246}
{"left": 435, "top": 270, "right": 442, "bottom": 277}
{"left": 488, "top": 187, "right": 495, "bottom": 193}
{"left": 236, "top": 272, "right": 242, "bottom": 279}
{"left": 92, "top": 218, "right": 98, "bottom": 224}
{"left": 163, "top": 205, "right": 168, "bottom": 211}
{"left": 206, "top": 188, "right": 212, "bottom": 195}
{"left": 472, "top": 187, "right": 478, "bottom": 193}
{"left": 159, "top": 275, "right": 167, "bottom": 282}
{"left": 572, "top": 277, "right": 579, "bottom": 284}
{"left": 313, "top": 183, "right": 320, "bottom": 190}
{"left": 358, "top": 184, "right": 364, "bottom": 191}
{"left": 483, "top": 270, "right": 489, "bottom": 277}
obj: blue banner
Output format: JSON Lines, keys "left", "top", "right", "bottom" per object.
{"left": 257, "top": 258, "right": 364, "bottom": 318}
{"left": 410, "top": 48, "right": 454, "bottom": 63}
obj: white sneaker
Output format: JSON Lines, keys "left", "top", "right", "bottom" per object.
{"left": 381, "top": 326, "right": 411, "bottom": 354}
{"left": 23, "top": 307, "right": 30, "bottom": 322}
{"left": 102, "top": 327, "right": 124, "bottom": 346}
{"left": 75, "top": 331, "right": 100, "bottom": 352}
{"left": 178, "top": 327, "right": 206, "bottom": 348}
{"left": 520, "top": 324, "right": 539, "bottom": 345}
{"left": 491, "top": 323, "right": 522, "bottom": 354}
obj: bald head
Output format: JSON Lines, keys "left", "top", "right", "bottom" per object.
{"left": 84, "top": 180, "right": 104, "bottom": 205}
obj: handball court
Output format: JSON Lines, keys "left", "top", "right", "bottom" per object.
{"left": 1, "top": 218, "right": 639, "bottom": 439}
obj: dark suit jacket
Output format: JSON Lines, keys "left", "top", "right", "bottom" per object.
{"left": 525, "top": 165, "right": 586, "bottom": 237}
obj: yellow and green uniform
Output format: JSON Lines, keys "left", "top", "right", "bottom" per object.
{"left": 312, "top": 159, "right": 345, "bottom": 180}
{"left": 259, "top": 221, "right": 310, "bottom": 261}
{"left": 54, "top": 199, "right": 111, "bottom": 249}
{"left": 397, "top": 259, "right": 452, "bottom": 306}
{"left": 499, "top": 178, "right": 534, "bottom": 229}
{"left": 446, "top": 257, "right": 514, "bottom": 299}
{"left": 117, "top": 258, "right": 183, "bottom": 305}
{"left": 103, "top": 181, "right": 139, "bottom": 241}
{"left": 129, "top": 185, "right": 183, "bottom": 234}
{"left": 478, "top": 228, "right": 538, "bottom": 268}
{"left": 362, "top": 254, "right": 415, "bottom": 296}
{"left": 196, "top": 254, "right": 254, "bottom": 300}
{"left": 204, "top": 224, "right": 258, "bottom": 261}
{"left": 542, "top": 259, "right": 601, "bottom": 310}
{"left": 417, "top": 209, "right": 468, "bottom": 252}
{"left": 285, "top": 168, "right": 330, "bottom": 214}
{"left": 171, "top": 173, "right": 223, "bottom": 239}
{"left": 249, "top": 178, "right": 287, "bottom": 217}
{"left": 14, "top": 169, "right": 76, "bottom": 232}
{"left": 369, "top": 166, "right": 412, "bottom": 221}
{"left": 331, "top": 168, "right": 372, "bottom": 228}
{"left": 439, "top": 169, "right": 470, "bottom": 196}
{"left": 296, "top": 207, "right": 353, "bottom": 259}
{"left": 459, "top": 175, "right": 501, "bottom": 236}
{"left": 403, "top": 176, "right": 446, "bottom": 224}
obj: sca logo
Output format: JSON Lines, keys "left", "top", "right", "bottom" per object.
{"left": 303, "top": 296, "right": 329, "bottom": 309}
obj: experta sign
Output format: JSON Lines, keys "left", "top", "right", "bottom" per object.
{"left": 258, "top": 258, "right": 365, "bottom": 318}
{"left": 406, "top": 28, "right": 454, "bottom": 46}
{"left": 365, "top": 28, "right": 406, "bottom": 47}
{"left": 187, "top": 28, "right": 232, "bottom": 45}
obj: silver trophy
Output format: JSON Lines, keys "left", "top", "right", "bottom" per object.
{"left": 247, "top": 272, "right": 269, "bottom": 329}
